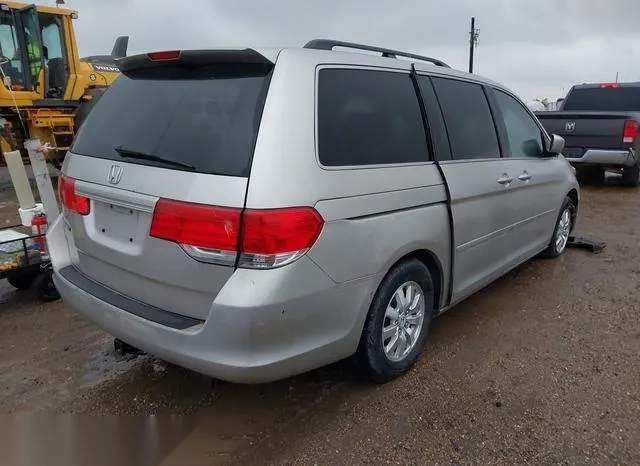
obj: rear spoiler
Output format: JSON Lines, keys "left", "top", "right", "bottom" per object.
{"left": 111, "top": 36, "right": 129, "bottom": 59}
{"left": 117, "top": 49, "right": 274, "bottom": 75}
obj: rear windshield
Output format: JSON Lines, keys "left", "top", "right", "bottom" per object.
{"left": 71, "top": 64, "right": 272, "bottom": 177}
{"left": 563, "top": 87, "right": 640, "bottom": 112}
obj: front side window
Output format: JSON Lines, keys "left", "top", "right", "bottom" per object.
{"left": 431, "top": 77, "right": 500, "bottom": 161}
{"left": 0, "top": 11, "right": 25, "bottom": 88}
{"left": 493, "top": 90, "right": 544, "bottom": 158}
{"left": 317, "top": 68, "right": 429, "bottom": 166}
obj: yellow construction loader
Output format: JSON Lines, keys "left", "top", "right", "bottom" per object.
{"left": 0, "top": 1, "right": 126, "bottom": 166}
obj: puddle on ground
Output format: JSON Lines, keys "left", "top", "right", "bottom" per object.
{"left": 80, "top": 345, "right": 147, "bottom": 386}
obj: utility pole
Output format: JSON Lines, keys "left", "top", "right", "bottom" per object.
{"left": 468, "top": 17, "right": 479, "bottom": 73}
{"left": 615, "top": 71, "right": 619, "bottom": 83}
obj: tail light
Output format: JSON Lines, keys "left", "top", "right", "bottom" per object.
{"left": 623, "top": 120, "right": 637, "bottom": 145}
{"left": 240, "top": 208, "right": 324, "bottom": 269}
{"left": 149, "top": 200, "right": 324, "bottom": 269}
{"left": 149, "top": 199, "right": 241, "bottom": 266}
{"left": 58, "top": 175, "right": 90, "bottom": 215}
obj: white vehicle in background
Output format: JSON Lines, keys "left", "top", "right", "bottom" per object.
{"left": 526, "top": 100, "right": 547, "bottom": 112}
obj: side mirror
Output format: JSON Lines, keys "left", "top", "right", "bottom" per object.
{"left": 547, "top": 134, "right": 565, "bottom": 155}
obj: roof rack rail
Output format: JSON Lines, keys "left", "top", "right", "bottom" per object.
{"left": 303, "top": 39, "right": 450, "bottom": 68}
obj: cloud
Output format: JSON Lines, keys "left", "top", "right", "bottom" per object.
{"left": 35, "top": 0, "right": 640, "bottom": 100}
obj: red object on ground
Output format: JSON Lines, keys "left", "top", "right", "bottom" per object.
{"left": 31, "top": 213, "right": 48, "bottom": 252}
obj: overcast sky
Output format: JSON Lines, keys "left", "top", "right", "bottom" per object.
{"left": 39, "top": 0, "right": 640, "bottom": 101}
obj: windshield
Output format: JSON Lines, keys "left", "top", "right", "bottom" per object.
{"left": 563, "top": 87, "right": 640, "bottom": 112}
{"left": 71, "top": 64, "right": 272, "bottom": 177}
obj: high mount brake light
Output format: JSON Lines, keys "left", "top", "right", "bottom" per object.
{"left": 600, "top": 83, "right": 621, "bottom": 89}
{"left": 58, "top": 175, "right": 90, "bottom": 215}
{"left": 147, "top": 50, "right": 181, "bottom": 61}
{"left": 149, "top": 200, "right": 324, "bottom": 269}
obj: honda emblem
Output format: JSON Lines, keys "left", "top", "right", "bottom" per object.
{"left": 108, "top": 165, "right": 123, "bottom": 185}
{"left": 565, "top": 121, "right": 576, "bottom": 132}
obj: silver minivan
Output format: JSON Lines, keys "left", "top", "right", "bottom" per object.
{"left": 48, "top": 40, "right": 579, "bottom": 384}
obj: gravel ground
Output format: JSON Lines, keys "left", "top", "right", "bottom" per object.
{"left": 0, "top": 179, "right": 639, "bottom": 465}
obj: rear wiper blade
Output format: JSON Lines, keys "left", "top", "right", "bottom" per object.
{"left": 114, "top": 146, "right": 195, "bottom": 170}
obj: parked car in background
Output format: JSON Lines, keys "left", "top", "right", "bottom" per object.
{"left": 536, "top": 82, "right": 640, "bottom": 186}
{"left": 48, "top": 40, "right": 579, "bottom": 384}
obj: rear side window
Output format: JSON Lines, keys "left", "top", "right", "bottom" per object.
{"left": 318, "top": 69, "right": 429, "bottom": 166}
{"left": 432, "top": 77, "right": 500, "bottom": 160}
{"left": 71, "top": 64, "right": 272, "bottom": 177}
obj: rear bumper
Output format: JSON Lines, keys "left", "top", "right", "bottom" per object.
{"left": 48, "top": 215, "right": 379, "bottom": 384}
{"left": 566, "top": 148, "right": 637, "bottom": 167}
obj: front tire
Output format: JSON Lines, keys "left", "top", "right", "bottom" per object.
{"left": 542, "top": 197, "right": 575, "bottom": 258}
{"left": 355, "top": 259, "right": 434, "bottom": 383}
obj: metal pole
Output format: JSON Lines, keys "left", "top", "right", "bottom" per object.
{"left": 468, "top": 17, "right": 479, "bottom": 73}
{"left": 24, "top": 139, "right": 60, "bottom": 221}
{"left": 2, "top": 151, "right": 36, "bottom": 211}
{"left": 468, "top": 17, "right": 475, "bottom": 73}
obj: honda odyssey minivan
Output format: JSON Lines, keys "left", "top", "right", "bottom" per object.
{"left": 48, "top": 40, "right": 579, "bottom": 383}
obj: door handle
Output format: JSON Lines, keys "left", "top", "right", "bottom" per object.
{"left": 497, "top": 174, "right": 513, "bottom": 185}
{"left": 518, "top": 172, "right": 532, "bottom": 182}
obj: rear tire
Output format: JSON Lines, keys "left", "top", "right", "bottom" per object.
{"left": 7, "top": 271, "right": 38, "bottom": 290}
{"left": 52, "top": 158, "right": 64, "bottom": 171}
{"left": 622, "top": 163, "right": 640, "bottom": 187}
{"left": 354, "top": 259, "right": 434, "bottom": 383}
{"left": 576, "top": 166, "right": 604, "bottom": 185}
{"left": 33, "top": 271, "right": 60, "bottom": 302}
{"left": 542, "top": 197, "right": 575, "bottom": 259}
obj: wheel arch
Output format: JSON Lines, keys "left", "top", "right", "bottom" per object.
{"left": 567, "top": 188, "right": 579, "bottom": 230}
{"left": 386, "top": 249, "right": 444, "bottom": 312}
{"left": 567, "top": 188, "right": 579, "bottom": 208}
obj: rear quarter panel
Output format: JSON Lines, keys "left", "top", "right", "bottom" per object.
{"left": 247, "top": 50, "right": 451, "bottom": 304}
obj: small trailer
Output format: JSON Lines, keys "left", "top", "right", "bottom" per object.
{"left": 0, "top": 224, "right": 59, "bottom": 302}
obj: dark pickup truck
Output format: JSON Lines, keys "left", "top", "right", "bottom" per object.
{"left": 536, "top": 82, "right": 640, "bottom": 186}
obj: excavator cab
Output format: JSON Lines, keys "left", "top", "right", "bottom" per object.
{"left": 0, "top": 2, "right": 126, "bottom": 166}
{"left": 0, "top": 3, "right": 71, "bottom": 99}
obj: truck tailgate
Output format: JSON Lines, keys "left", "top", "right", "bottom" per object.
{"left": 536, "top": 112, "right": 629, "bottom": 153}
